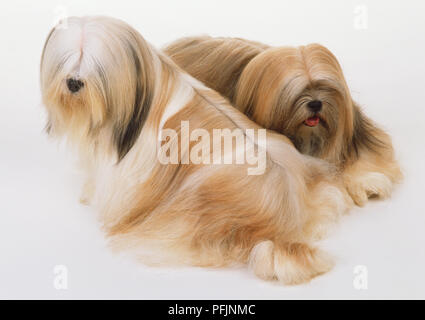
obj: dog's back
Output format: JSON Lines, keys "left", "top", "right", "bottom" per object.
{"left": 164, "top": 36, "right": 267, "bottom": 102}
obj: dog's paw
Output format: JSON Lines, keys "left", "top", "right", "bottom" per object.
{"left": 79, "top": 181, "right": 94, "bottom": 206}
{"left": 345, "top": 172, "right": 393, "bottom": 206}
{"left": 249, "top": 241, "right": 276, "bottom": 280}
{"left": 273, "top": 244, "right": 333, "bottom": 285}
{"left": 79, "top": 194, "right": 91, "bottom": 205}
{"left": 249, "top": 241, "right": 333, "bottom": 285}
{"left": 303, "top": 183, "right": 353, "bottom": 241}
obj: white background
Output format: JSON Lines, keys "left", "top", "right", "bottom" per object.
{"left": 0, "top": 0, "right": 424, "bottom": 299}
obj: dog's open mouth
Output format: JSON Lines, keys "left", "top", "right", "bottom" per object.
{"left": 304, "top": 115, "right": 320, "bottom": 127}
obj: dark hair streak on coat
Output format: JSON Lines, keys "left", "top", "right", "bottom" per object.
{"left": 113, "top": 40, "right": 153, "bottom": 162}
{"left": 346, "top": 102, "right": 388, "bottom": 163}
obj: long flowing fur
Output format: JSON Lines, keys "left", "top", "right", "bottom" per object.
{"left": 41, "top": 17, "right": 352, "bottom": 285}
{"left": 165, "top": 37, "right": 402, "bottom": 206}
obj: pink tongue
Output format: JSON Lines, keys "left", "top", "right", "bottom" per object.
{"left": 304, "top": 116, "right": 320, "bottom": 127}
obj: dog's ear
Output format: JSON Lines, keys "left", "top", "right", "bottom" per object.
{"left": 348, "top": 102, "right": 389, "bottom": 160}
{"left": 113, "top": 42, "right": 154, "bottom": 162}
{"left": 113, "top": 84, "right": 152, "bottom": 162}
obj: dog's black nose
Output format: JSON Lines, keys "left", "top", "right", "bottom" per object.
{"left": 66, "top": 78, "right": 84, "bottom": 93}
{"left": 307, "top": 100, "right": 322, "bottom": 112}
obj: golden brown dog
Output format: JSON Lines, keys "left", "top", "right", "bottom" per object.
{"left": 165, "top": 36, "right": 402, "bottom": 206}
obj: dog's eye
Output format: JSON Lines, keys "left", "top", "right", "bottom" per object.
{"left": 66, "top": 78, "right": 84, "bottom": 93}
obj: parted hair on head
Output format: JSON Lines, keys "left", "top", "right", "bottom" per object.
{"left": 40, "top": 16, "right": 156, "bottom": 161}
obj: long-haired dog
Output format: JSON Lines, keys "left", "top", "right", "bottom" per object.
{"left": 165, "top": 36, "right": 402, "bottom": 206}
{"left": 40, "top": 16, "right": 352, "bottom": 285}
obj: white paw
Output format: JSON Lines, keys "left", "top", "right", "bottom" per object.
{"left": 249, "top": 241, "right": 333, "bottom": 285}
{"left": 346, "top": 172, "right": 392, "bottom": 206}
